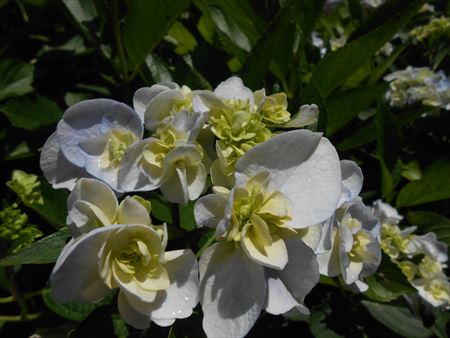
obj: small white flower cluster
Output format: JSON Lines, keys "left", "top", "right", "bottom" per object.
{"left": 384, "top": 66, "right": 450, "bottom": 110}
{"left": 375, "top": 201, "right": 450, "bottom": 308}
{"left": 314, "top": 161, "right": 381, "bottom": 292}
{"left": 41, "top": 76, "right": 384, "bottom": 337}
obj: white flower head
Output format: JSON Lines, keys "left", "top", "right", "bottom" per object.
{"left": 134, "top": 82, "right": 209, "bottom": 131}
{"left": 118, "top": 111, "right": 207, "bottom": 205}
{"left": 51, "top": 178, "right": 199, "bottom": 329}
{"left": 194, "top": 129, "right": 342, "bottom": 337}
{"left": 317, "top": 197, "right": 381, "bottom": 292}
{"left": 40, "top": 99, "right": 143, "bottom": 191}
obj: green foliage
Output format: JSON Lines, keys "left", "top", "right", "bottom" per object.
{"left": 397, "top": 158, "right": 450, "bottom": 207}
{"left": 0, "top": 228, "right": 69, "bottom": 266}
{"left": 0, "top": 95, "right": 62, "bottom": 130}
{"left": 43, "top": 289, "right": 115, "bottom": 321}
{"left": 303, "top": 0, "right": 425, "bottom": 98}
{"left": 407, "top": 211, "right": 450, "bottom": 245}
{"left": 362, "top": 301, "right": 431, "bottom": 338}
{"left": 0, "top": 59, "right": 34, "bottom": 101}
{"left": 0, "top": 0, "right": 449, "bottom": 336}
{"left": 123, "top": 0, "right": 191, "bottom": 67}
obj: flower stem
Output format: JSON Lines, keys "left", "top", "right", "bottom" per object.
{"left": 112, "top": 0, "right": 128, "bottom": 78}
{"left": 196, "top": 234, "right": 216, "bottom": 259}
{"left": 0, "top": 313, "right": 41, "bottom": 322}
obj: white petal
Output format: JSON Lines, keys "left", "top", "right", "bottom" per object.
{"left": 372, "top": 200, "right": 403, "bottom": 223}
{"left": 40, "top": 132, "right": 82, "bottom": 190}
{"left": 316, "top": 228, "right": 341, "bottom": 277}
{"left": 235, "top": 130, "right": 341, "bottom": 228}
{"left": 280, "top": 104, "right": 319, "bottom": 128}
{"left": 276, "top": 238, "right": 319, "bottom": 304}
{"left": 118, "top": 196, "right": 151, "bottom": 225}
{"left": 57, "top": 99, "right": 142, "bottom": 168}
{"left": 338, "top": 160, "right": 363, "bottom": 207}
{"left": 342, "top": 261, "right": 364, "bottom": 285}
{"left": 315, "top": 217, "right": 334, "bottom": 254}
{"left": 118, "top": 138, "right": 162, "bottom": 192}
{"left": 160, "top": 167, "right": 189, "bottom": 205}
{"left": 214, "top": 76, "right": 254, "bottom": 106}
{"left": 241, "top": 233, "right": 288, "bottom": 270}
{"left": 118, "top": 291, "right": 151, "bottom": 329}
{"left": 152, "top": 318, "right": 176, "bottom": 327}
{"left": 194, "top": 194, "right": 228, "bottom": 229}
{"left": 407, "top": 233, "right": 448, "bottom": 262}
{"left": 199, "top": 242, "right": 266, "bottom": 338}
{"left": 133, "top": 85, "right": 173, "bottom": 121}
{"left": 149, "top": 250, "right": 199, "bottom": 321}
{"left": 345, "top": 197, "right": 380, "bottom": 237}
{"left": 235, "top": 129, "right": 321, "bottom": 187}
{"left": 50, "top": 226, "right": 119, "bottom": 302}
{"left": 144, "top": 89, "right": 184, "bottom": 130}
{"left": 186, "top": 164, "right": 207, "bottom": 200}
{"left": 265, "top": 272, "right": 308, "bottom": 315}
{"left": 67, "top": 178, "right": 118, "bottom": 231}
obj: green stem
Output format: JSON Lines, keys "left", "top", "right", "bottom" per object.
{"left": 196, "top": 234, "right": 216, "bottom": 259}
{"left": 112, "top": 0, "right": 128, "bottom": 78}
{"left": 0, "top": 289, "right": 46, "bottom": 304}
{"left": 0, "top": 295, "right": 14, "bottom": 303}
{"left": 0, "top": 313, "right": 41, "bottom": 322}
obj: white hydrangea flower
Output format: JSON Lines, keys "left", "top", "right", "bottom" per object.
{"left": 194, "top": 129, "right": 342, "bottom": 337}
{"left": 384, "top": 66, "right": 450, "bottom": 110}
{"left": 40, "top": 99, "right": 143, "bottom": 191}
{"left": 118, "top": 111, "right": 207, "bottom": 205}
{"left": 133, "top": 82, "right": 209, "bottom": 131}
{"left": 316, "top": 197, "right": 381, "bottom": 292}
{"left": 51, "top": 178, "right": 199, "bottom": 329}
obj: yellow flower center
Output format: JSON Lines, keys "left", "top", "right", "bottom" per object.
{"left": 100, "top": 129, "right": 138, "bottom": 169}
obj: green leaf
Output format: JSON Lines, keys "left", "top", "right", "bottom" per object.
{"left": 241, "top": 2, "right": 295, "bottom": 88}
{"left": 0, "top": 228, "right": 70, "bottom": 266}
{"left": 149, "top": 195, "right": 172, "bottom": 224}
{"left": 304, "top": 0, "right": 425, "bottom": 97}
{"left": 337, "top": 106, "right": 429, "bottom": 151}
{"left": 30, "top": 181, "right": 70, "bottom": 229}
{"left": 362, "top": 301, "right": 431, "bottom": 338}
{"left": 326, "top": 83, "right": 388, "bottom": 135}
{"left": 397, "top": 158, "right": 450, "bottom": 208}
{"left": 0, "top": 95, "right": 62, "bottom": 131}
{"left": 0, "top": 59, "right": 34, "bottom": 101}
{"left": 167, "top": 22, "right": 197, "bottom": 54}
{"left": 309, "top": 307, "right": 344, "bottom": 338}
{"left": 144, "top": 54, "right": 173, "bottom": 83}
{"left": 180, "top": 201, "right": 196, "bottom": 231}
{"left": 407, "top": 211, "right": 450, "bottom": 246}
{"left": 368, "top": 43, "right": 408, "bottom": 85}
{"left": 364, "top": 275, "right": 415, "bottom": 303}
{"left": 123, "top": 0, "right": 191, "bottom": 67}
{"left": 43, "top": 289, "right": 114, "bottom": 321}
{"left": 62, "top": 0, "right": 106, "bottom": 41}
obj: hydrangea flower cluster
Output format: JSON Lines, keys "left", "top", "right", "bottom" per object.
{"left": 40, "top": 76, "right": 385, "bottom": 337}
{"left": 384, "top": 66, "right": 450, "bottom": 110}
{"left": 409, "top": 16, "right": 450, "bottom": 44}
{"left": 374, "top": 201, "right": 450, "bottom": 307}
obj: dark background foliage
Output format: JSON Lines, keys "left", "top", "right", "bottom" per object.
{"left": 0, "top": 0, "right": 449, "bottom": 337}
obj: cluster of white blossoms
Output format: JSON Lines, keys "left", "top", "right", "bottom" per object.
{"left": 374, "top": 201, "right": 450, "bottom": 308}
{"left": 41, "top": 76, "right": 387, "bottom": 337}
{"left": 384, "top": 66, "right": 450, "bottom": 110}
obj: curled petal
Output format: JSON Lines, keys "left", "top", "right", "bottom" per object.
{"left": 51, "top": 226, "right": 120, "bottom": 303}
{"left": 338, "top": 160, "right": 363, "bottom": 208}
{"left": 40, "top": 132, "right": 84, "bottom": 190}
{"left": 199, "top": 242, "right": 266, "bottom": 338}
